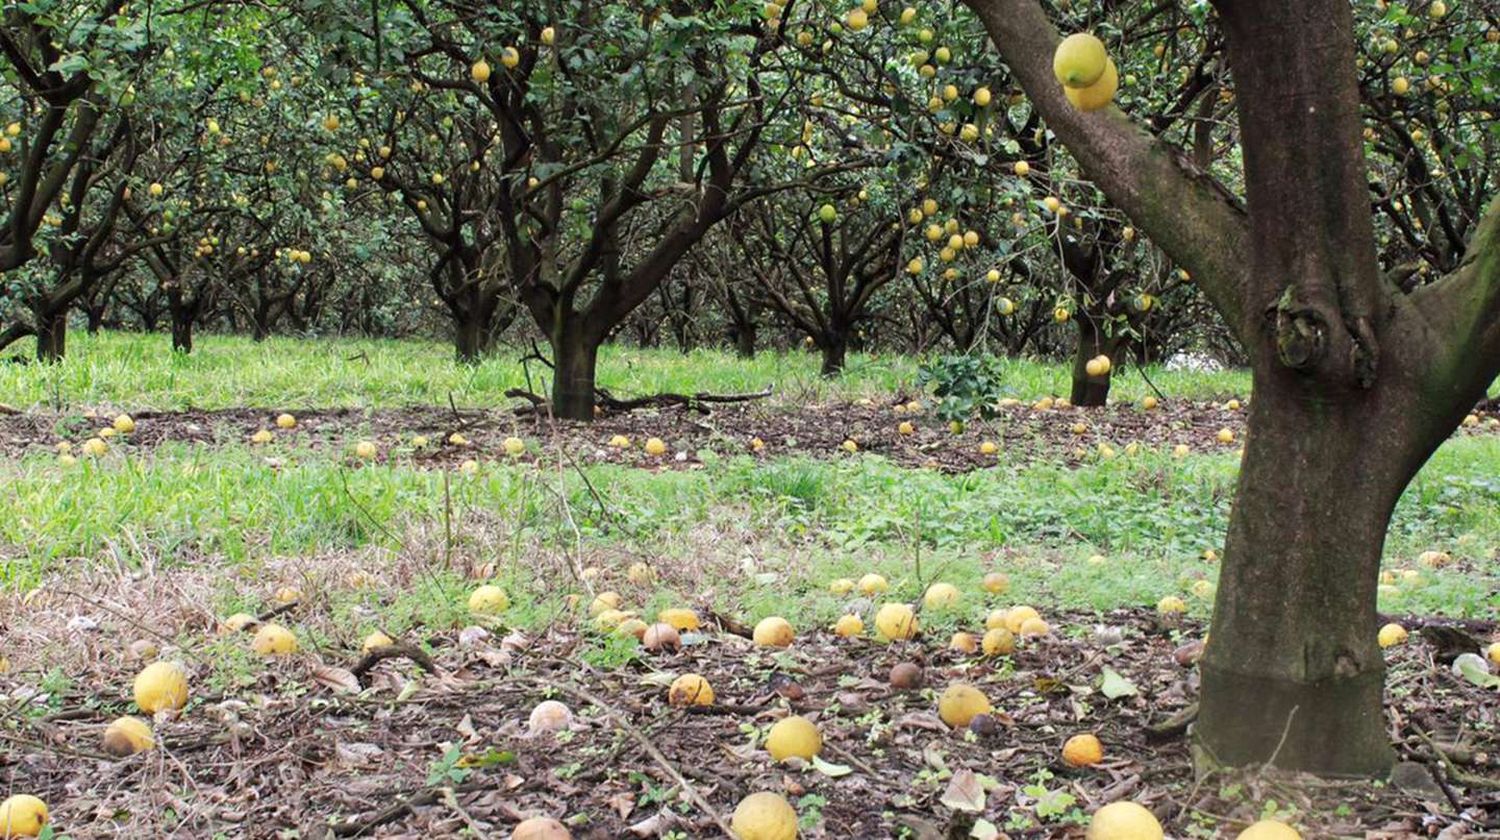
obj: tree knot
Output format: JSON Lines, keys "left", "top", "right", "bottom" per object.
{"left": 1269, "top": 287, "right": 1326, "bottom": 370}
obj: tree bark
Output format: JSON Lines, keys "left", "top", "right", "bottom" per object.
{"left": 35, "top": 308, "right": 67, "bottom": 363}
{"left": 1197, "top": 387, "right": 1410, "bottom": 775}
{"left": 454, "top": 306, "right": 495, "bottom": 365}
{"left": 732, "top": 320, "right": 757, "bottom": 358}
{"left": 170, "top": 307, "right": 194, "bottom": 354}
{"left": 550, "top": 327, "right": 599, "bottom": 421}
{"left": 819, "top": 334, "right": 848, "bottom": 377}
{"left": 1069, "top": 319, "right": 1120, "bottom": 407}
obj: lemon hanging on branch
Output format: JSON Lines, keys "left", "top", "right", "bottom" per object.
{"left": 1054, "top": 33, "right": 1108, "bottom": 88}
{"left": 1066, "top": 59, "right": 1119, "bottom": 112}
{"left": 1054, "top": 34, "right": 1118, "bottom": 112}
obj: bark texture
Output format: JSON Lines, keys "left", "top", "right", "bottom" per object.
{"left": 961, "top": 0, "right": 1500, "bottom": 776}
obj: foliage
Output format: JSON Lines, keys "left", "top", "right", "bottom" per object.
{"left": 917, "top": 354, "right": 1008, "bottom": 421}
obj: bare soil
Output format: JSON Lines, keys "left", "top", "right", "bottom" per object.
{"left": 4, "top": 397, "right": 1495, "bottom": 472}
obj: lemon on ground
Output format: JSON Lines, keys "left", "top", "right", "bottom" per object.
{"left": 1087, "top": 801, "right": 1163, "bottom": 840}
{"left": 644, "top": 437, "right": 668, "bottom": 456}
{"left": 361, "top": 631, "right": 393, "bottom": 653}
{"left": 134, "top": 661, "right": 189, "bottom": 713}
{"left": 951, "top": 632, "right": 978, "bottom": 653}
{"left": 354, "top": 440, "right": 378, "bottom": 459}
{"left": 875, "top": 603, "right": 919, "bottom": 641}
{"left": 1377, "top": 623, "right": 1408, "bottom": 648}
{"left": 503, "top": 436, "right": 526, "bottom": 456}
{"left": 923, "top": 582, "right": 960, "bottom": 608}
{"left": 469, "top": 584, "right": 510, "bottom": 614}
{"left": 658, "top": 607, "right": 700, "bottom": 631}
{"left": 102, "top": 716, "right": 155, "bottom": 756}
{"left": 627, "top": 562, "right": 654, "bottom": 584}
{"left": 828, "top": 578, "right": 856, "bottom": 595}
{"left": 982, "top": 572, "right": 1010, "bottom": 594}
{"left": 667, "top": 673, "right": 714, "bottom": 706}
{"left": 594, "top": 609, "right": 635, "bottom": 632}
{"left": 833, "top": 614, "right": 864, "bottom": 637}
{"left": 938, "top": 683, "right": 992, "bottom": 728}
{"left": 1157, "top": 595, "right": 1187, "bottom": 615}
{"left": 112, "top": 414, "right": 136, "bottom": 433}
{"left": 252, "top": 623, "right": 298, "bottom": 655}
{"left": 765, "top": 715, "right": 822, "bottom": 761}
{"left": 588, "top": 591, "right": 622, "bottom": 616}
{"left": 857, "top": 573, "right": 889, "bottom": 595}
{"left": 1065, "top": 58, "right": 1119, "bottom": 111}
{"left": 982, "top": 627, "right": 1016, "bottom": 656}
{"left": 1002, "top": 605, "right": 1040, "bottom": 634}
{"left": 1054, "top": 33, "right": 1108, "bottom": 88}
{"left": 731, "top": 791, "right": 797, "bottom": 840}
{"left": 528, "top": 700, "right": 574, "bottom": 734}
{"left": 1019, "top": 616, "right": 1051, "bottom": 637}
{"left": 219, "top": 612, "right": 256, "bottom": 635}
{"left": 0, "top": 795, "right": 48, "bottom": 838}
{"left": 1062, "top": 733, "right": 1104, "bottom": 767}
{"left": 1236, "top": 820, "right": 1301, "bottom": 840}
{"left": 275, "top": 413, "right": 297, "bottom": 429}
{"left": 753, "top": 616, "right": 795, "bottom": 647}
{"left": 512, "top": 816, "right": 571, "bottom": 839}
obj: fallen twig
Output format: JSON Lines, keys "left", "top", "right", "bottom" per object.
{"left": 554, "top": 681, "right": 735, "bottom": 837}
{"left": 350, "top": 641, "right": 439, "bottom": 682}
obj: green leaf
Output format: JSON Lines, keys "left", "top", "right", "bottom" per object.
{"left": 811, "top": 755, "right": 853, "bottom": 777}
{"left": 1099, "top": 666, "right": 1138, "bottom": 699}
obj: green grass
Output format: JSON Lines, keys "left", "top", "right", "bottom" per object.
{"left": 1, "top": 331, "right": 1495, "bottom": 635}
{"left": 0, "top": 329, "right": 1254, "bottom": 411}
{"left": 3, "top": 434, "right": 1495, "bottom": 620}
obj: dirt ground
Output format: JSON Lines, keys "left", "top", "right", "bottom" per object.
{"left": 1, "top": 571, "right": 1497, "bottom": 839}
{"left": 4, "top": 396, "right": 1496, "bottom": 472}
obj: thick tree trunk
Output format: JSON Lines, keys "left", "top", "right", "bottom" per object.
{"left": 35, "top": 309, "right": 67, "bottom": 363}
{"left": 733, "top": 321, "right": 757, "bottom": 358}
{"left": 454, "top": 307, "right": 494, "bottom": 365}
{"left": 171, "top": 309, "right": 194, "bottom": 354}
{"left": 1197, "top": 378, "right": 1416, "bottom": 775}
{"left": 819, "top": 334, "right": 847, "bottom": 377}
{"left": 550, "top": 328, "right": 599, "bottom": 421}
{"left": 1069, "top": 318, "right": 1121, "bottom": 407}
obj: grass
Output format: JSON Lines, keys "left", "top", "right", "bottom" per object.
{"left": 0, "top": 329, "right": 1254, "bottom": 411}
{"left": 1, "top": 331, "right": 1495, "bottom": 636}
{"left": 3, "top": 434, "right": 1496, "bottom": 620}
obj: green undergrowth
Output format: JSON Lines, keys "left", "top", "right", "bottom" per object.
{"left": 0, "top": 330, "right": 1254, "bottom": 411}
{"left": 4, "top": 434, "right": 1496, "bottom": 624}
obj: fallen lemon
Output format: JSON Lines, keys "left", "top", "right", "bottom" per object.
{"left": 102, "top": 716, "right": 155, "bottom": 756}
{"left": 765, "top": 714, "right": 822, "bottom": 761}
{"left": 667, "top": 673, "right": 714, "bottom": 707}
{"left": 938, "top": 683, "right": 992, "bottom": 728}
{"left": 133, "top": 661, "right": 189, "bottom": 714}
{"left": 1087, "top": 801, "right": 1163, "bottom": 840}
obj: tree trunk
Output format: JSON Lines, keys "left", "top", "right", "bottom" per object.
{"left": 819, "top": 334, "right": 847, "bottom": 377}
{"left": 86, "top": 305, "right": 106, "bottom": 334}
{"left": 1197, "top": 379, "right": 1415, "bottom": 775}
{"left": 35, "top": 308, "right": 67, "bottom": 363}
{"left": 1069, "top": 318, "right": 1121, "bottom": 406}
{"left": 733, "top": 320, "right": 757, "bottom": 358}
{"left": 550, "top": 328, "right": 598, "bottom": 421}
{"left": 454, "top": 306, "right": 494, "bottom": 365}
{"left": 171, "top": 308, "right": 194, "bottom": 354}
